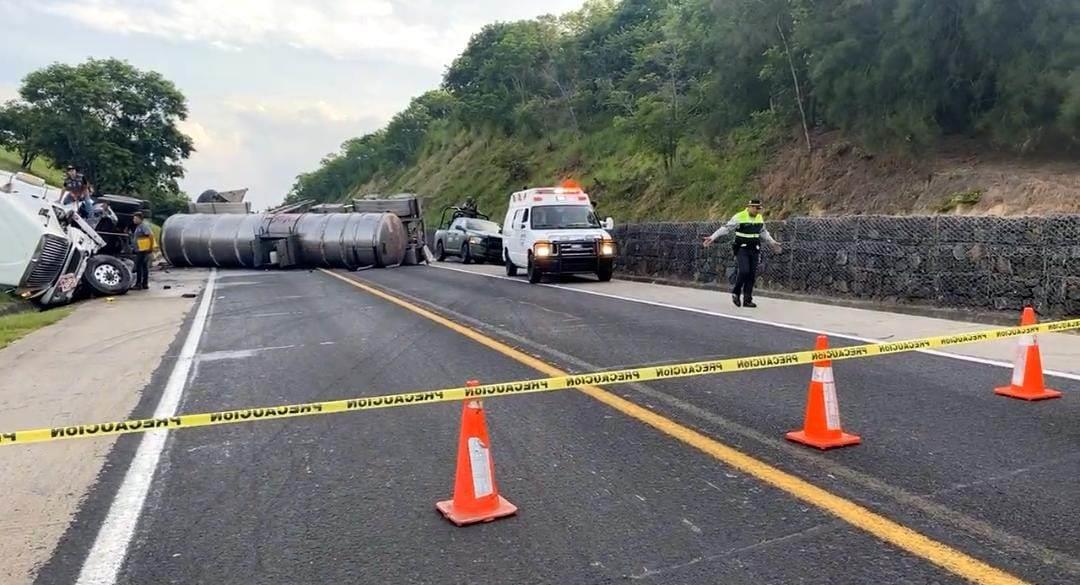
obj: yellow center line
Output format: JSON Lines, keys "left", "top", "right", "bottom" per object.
{"left": 321, "top": 269, "right": 1027, "bottom": 585}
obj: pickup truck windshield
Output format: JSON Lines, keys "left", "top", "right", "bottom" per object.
{"left": 465, "top": 219, "right": 500, "bottom": 232}
{"left": 530, "top": 205, "right": 599, "bottom": 230}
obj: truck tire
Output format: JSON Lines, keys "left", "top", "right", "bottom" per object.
{"left": 436, "top": 240, "right": 446, "bottom": 261}
{"left": 121, "top": 258, "right": 137, "bottom": 289}
{"left": 527, "top": 255, "right": 543, "bottom": 284}
{"left": 505, "top": 251, "right": 518, "bottom": 276}
{"left": 461, "top": 242, "right": 472, "bottom": 264}
{"left": 84, "top": 255, "right": 132, "bottom": 296}
{"left": 597, "top": 263, "right": 613, "bottom": 282}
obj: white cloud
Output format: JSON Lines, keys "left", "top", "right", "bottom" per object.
{"left": 221, "top": 97, "right": 391, "bottom": 125}
{"left": 179, "top": 96, "right": 385, "bottom": 210}
{"left": 0, "top": 84, "right": 17, "bottom": 102}
{"left": 32, "top": 0, "right": 475, "bottom": 68}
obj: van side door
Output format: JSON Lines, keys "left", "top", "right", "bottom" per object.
{"left": 512, "top": 208, "right": 530, "bottom": 265}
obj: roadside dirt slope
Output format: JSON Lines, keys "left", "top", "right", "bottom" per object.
{"left": 760, "top": 132, "right": 1080, "bottom": 217}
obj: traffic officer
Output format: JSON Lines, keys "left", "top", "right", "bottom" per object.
{"left": 702, "top": 199, "right": 781, "bottom": 308}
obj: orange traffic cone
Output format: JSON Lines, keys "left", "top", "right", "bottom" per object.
{"left": 994, "top": 307, "right": 1062, "bottom": 401}
{"left": 786, "top": 336, "right": 861, "bottom": 450}
{"left": 436, "top": 381, "right": 517, "bottom": 526}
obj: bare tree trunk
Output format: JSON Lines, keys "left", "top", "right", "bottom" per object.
{"left": 548, "top": 68, "right": 580, "bottom": 135}
{"left": 776, "top": 17, "right": 812, "bottom": 154}
{"left": 667, "top": 42, "right": 680, "bottom": 171}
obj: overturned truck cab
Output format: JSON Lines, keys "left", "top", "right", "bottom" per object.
{"left": 0, "top": 172, "right": 137, "bottom": 306}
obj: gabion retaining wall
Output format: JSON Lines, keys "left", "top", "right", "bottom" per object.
{"left": 611, "top": 216, "right": 1080, "bottom": 317}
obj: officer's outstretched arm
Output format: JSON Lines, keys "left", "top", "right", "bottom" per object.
{"left": 703, "top": 215, "right": 739, "bottom": 246}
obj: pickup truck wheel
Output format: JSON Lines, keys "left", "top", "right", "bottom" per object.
{"left": 436, "top": 241, "right": 446, "bottom": 261}
{"left": 597, "top": 263, "right": 614, "bottom": 282}
{"left": 505, "top": 251, "right": 518, "bottom": 276}
{"left": 461, "top": 242, "right": 472, "bottom": 265}
{"left": 527, "top": 255, "right": 543, "bottom": 284}
{"left": 84, "top": 255, "right": 132, "bottom": 296}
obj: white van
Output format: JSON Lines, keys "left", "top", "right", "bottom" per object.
{"left": 502, "top": 181, "right": 616, "bottom": 283}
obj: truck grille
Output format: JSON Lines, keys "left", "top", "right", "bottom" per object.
{"left": 555, "top": 240, "right": 597, "bottom": 258}
{"left": 24, "top": 235, "right": 70, "bottom": 290}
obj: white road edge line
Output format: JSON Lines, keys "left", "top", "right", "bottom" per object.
{"left": 76, "top": 268, "right": 217, "bottom": 585}
{"left": 431, "top": 264, "right": 1080, "bottom": 381}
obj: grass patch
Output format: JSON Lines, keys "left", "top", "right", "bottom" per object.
{"left": 0, "top": 307, "right": 74, "bottom": 350}
{"left": 0, "top": 148, "right": 65, "bottom": 186}
{"left": 938, "top": 188, "right": 984, "bottom": 212}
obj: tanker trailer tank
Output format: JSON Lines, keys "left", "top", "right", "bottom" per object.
{"left": 161, "top": 212, "right": 408, "bottom": 269}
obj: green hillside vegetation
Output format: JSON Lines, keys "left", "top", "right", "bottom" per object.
{"left": 290, "top": 0, "right": 1080, "bottom": 224}
{"left": 0, "top": 147, "right": 64, "bottom": 185}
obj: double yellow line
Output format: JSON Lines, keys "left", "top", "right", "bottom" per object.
{"left": 321, "top": 270, "right": 1034, "bottom": 585}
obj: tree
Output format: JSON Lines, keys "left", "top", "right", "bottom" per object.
{"left": 0, "top": 101, "right": 42, "bottom": 168}
{"left": 15, "top": 58, "right": 194, "bottom": 201}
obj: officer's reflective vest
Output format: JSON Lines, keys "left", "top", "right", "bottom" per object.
{"left": 733, "top": 209, "right": 764, "bottom": 247}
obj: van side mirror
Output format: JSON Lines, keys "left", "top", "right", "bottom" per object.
{"left": 603, "top": 217, "right": 614, "bottom": 230}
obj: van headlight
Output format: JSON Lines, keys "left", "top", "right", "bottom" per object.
{"left": 534, "top": 242, "right": 553, "bottom": 258}
{"left": 600, "top": 241, "right": 616, "bottom": 256}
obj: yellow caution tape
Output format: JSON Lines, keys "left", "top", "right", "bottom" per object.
{"left": 2, "top": 319, "right": 1077, "bottom": 447}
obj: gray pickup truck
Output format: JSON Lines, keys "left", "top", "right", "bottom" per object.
{"left": 433, "top": 215, "right": 503, "bottom": 265}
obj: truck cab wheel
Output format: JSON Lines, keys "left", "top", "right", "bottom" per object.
{"left": 84, "top": 255, "right": 132, "bottom": 296}
{"left": 436, "top": 241, "right": 446, "bottom": 261}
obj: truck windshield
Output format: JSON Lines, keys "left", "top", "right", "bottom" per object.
{"left": 466, "top": 219, "right": 500, "bottom": 232}
{"left": 530, "top": 205, "right": 599, "bottom": 230}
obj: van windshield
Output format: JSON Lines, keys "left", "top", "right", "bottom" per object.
{"left": 530, "top": 205, "right": 599, "bottom": 230}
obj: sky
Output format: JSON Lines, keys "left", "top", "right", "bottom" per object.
{"left": 0, "top": 0, "right": 586, "bottom": 210}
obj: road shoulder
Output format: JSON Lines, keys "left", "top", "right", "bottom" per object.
{"left": 0, "top": 268, "right": 208, "bottom": 584}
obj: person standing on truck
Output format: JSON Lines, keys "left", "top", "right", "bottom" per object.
{"left": 130, "top": 212, "right": 153, "bottom": 290}
{"left": 702, "top": 199, "right": 781, "bottom": 308}
{"left": 62, "top": 183, "right": 94, "bottom": 219}
{"left": 60, "top": 166, "right": 83, "bottom": 201}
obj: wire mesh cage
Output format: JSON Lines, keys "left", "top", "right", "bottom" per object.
{"left": 612, "top": 215, "right": 1080, "bottom": 317}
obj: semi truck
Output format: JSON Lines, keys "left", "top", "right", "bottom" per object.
{"left": 0, "top": 171, "right": 138, "bottom": 306}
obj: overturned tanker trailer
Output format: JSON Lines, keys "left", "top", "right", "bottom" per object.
{"left": 161, "top": 212, "right": 409, "bottom": 269}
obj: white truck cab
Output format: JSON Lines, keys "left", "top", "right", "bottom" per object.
{"left": 502, "top": 181, "right": 616, "bottom": 283}
{"left": 0, "top": 171, "right": 132, "bottom": 306}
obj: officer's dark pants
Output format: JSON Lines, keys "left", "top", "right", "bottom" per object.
{"left": 732, "top": 244, "right": 759, "bottom": 301}
{"left": 135, "top": 252, "right": 151, "bottom": 289}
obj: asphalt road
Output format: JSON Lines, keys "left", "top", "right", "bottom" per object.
{"left": 35, "top": 266, "right": 1080, "bottom": 584}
